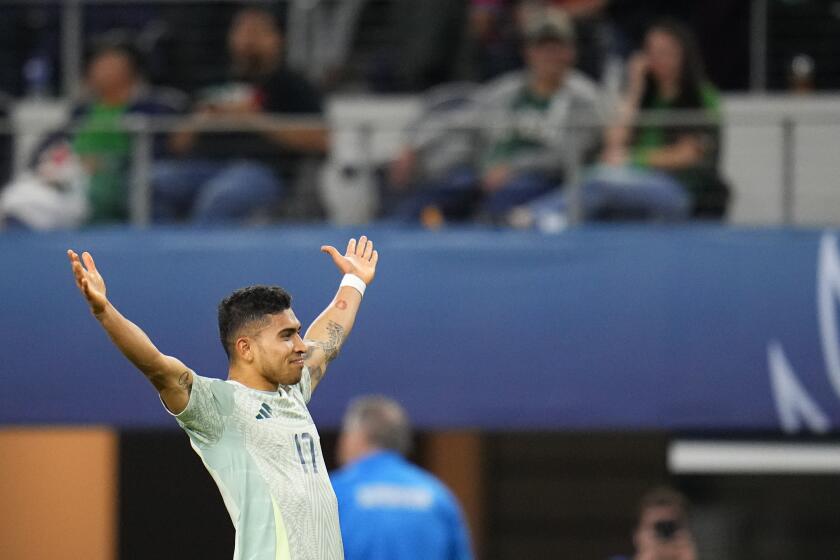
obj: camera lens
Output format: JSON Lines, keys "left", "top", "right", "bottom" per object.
{"left": 653, "top": 519, "right": 680, "bottom": 540}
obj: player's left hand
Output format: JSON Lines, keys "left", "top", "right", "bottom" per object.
{"left": 321, "top": 235, "right": 378, "bottom": 285}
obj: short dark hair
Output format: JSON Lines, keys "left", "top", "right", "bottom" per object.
{"left": 637, "top": 486, "right": 689, "bottom": 523}
{"left": 233, "top": 5, "right": 283, "bottom": 33}
{"left": 87, "top": 33, "right": 146, "bottom": 77}
{"left": 218, "top": 285, "right": 292, "bottom": 358}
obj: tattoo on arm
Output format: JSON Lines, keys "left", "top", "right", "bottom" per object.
{"left": 305, "top": 320, "right": 345, "bottom": 365}
{"left": 317, "top": 320, "right": 345, "bottom": 363}
{"left": 178, "top": 370, "right": 193, "bottom": 395}
{"left": 302, "top": 320, "right": 345, "bottom": 385}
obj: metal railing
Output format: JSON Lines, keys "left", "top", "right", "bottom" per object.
{"left": 3, "top": 104, "right": 840, "bottom": 228}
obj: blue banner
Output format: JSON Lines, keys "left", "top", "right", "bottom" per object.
{"left": 2, "top": 226, "right": 840, "bottom": 432}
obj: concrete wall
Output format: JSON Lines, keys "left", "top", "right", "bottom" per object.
{"left": 722, "top": 94, "right": 840, "bottom": 226}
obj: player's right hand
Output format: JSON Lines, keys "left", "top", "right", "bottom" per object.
{"left": 68, "top": 250, "right": 108, "bottom": 315}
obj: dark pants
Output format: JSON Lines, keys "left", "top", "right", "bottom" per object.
{"left": 152, "top": 159, "right": 284, "bottom": 224}
{"left": 389, "top": 167, "right": 556, "bottom": 222}
{"left": 526, "top": 165, "right": 691, "bottom": 223}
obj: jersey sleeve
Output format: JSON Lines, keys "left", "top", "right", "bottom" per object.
{"left": 162, "top": 372, "right": 225, "bottom": 446}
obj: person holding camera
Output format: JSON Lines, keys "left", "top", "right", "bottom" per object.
{"left": 610, "top": 486, "right": 697, "bottom": 560}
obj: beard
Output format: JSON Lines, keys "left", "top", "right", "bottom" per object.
{"left": 271, "top": 363, "right": 303, "bottom": 387}
{"left": 234, "top": 52, "right": 273, "bottom": 80}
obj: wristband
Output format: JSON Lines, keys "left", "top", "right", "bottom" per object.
{"left": 340, "top": 274, "right": 366, "bottom": 297}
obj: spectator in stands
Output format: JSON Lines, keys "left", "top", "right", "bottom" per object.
{"left": 0, "top": 39, "right": 182, "bottom": 229}
{"left": 610, "top": 486, "right": 697, "bottom": 560}
{"left": 511, "top": 19, "right": 729, "bottom": 229}
{"left": 74, "top": 40, "right": 183, "bottom": 223}
{"left": 152, "top": 6, "right": 326, "bottom": 224}
{"left": 541, "top": 0, "right": 613, "bottom": 81}
{"left": 382, "top": 83, "right": 479, "bottom": 224}
{"left": 457, "top": 0, "right": 614, "bottom": 85}
{"left": 331, "top": 396, "right": 473, "bottom": 560}
{"left": 389, "top": 6, "right": 602, "bottom": 224}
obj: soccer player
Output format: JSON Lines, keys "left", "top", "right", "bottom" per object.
{"left": 67, "top": 235, "right": 379, "bottom": 560}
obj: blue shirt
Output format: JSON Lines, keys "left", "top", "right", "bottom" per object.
{"left": 331, "top": 451, "right": 473, "bottom": 560}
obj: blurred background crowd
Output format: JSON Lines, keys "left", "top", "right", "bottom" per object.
{"left": 0, "top": 0, "right": 837, "bottom": 231}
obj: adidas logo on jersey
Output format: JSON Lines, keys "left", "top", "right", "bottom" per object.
{"left": 255, "top": 402, "right": 273, "bottom": 420}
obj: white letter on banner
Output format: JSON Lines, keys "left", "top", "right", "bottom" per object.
{"left": 818, "top": 233, "right": 840, "bottom": 401}
{"left": 768, "top": 341, "right": 829, "bottom": 433}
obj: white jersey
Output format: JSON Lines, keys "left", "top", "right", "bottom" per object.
{"left": 166, "top": 367, "right": 343, "bottom": 560}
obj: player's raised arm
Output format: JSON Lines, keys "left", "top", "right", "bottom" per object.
{"left": 67, "top": 250, "right": 193, "bottom": 414}
{"left": 304, "top": 235, "right": 379, "bottom": 393}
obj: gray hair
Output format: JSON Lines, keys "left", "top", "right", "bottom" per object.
{"left": 343, "top": 395, "right": 413, "bottom": 455}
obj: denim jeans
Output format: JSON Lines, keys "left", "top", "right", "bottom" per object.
{"left": 526, "top": 165, "right": 691, "bottom": 224}
{"left": 152, "top": 160, "right": 283, "bottom": 224}
{"left": 479, "top": 171, "right": 557, "bottom": 219}
{"left": 389, "top": 167, "right": 555, "bottom": 222}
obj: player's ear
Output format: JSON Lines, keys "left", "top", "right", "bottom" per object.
{"left": 235, "top": 337, "right": 253, "bottom": 362}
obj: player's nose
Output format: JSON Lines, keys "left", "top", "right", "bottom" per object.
{"left": 292, "top": 334, "right": 307, "bottom": 354}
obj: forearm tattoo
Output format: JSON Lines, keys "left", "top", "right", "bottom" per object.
{"left": 178, "top": 370, "right": 193, "bottom": 395}
{"left": 318, "top": 320, "right": 345, "bottom": 363}
{"left": 302, "top": 321, "right": 346, "bottom": 384}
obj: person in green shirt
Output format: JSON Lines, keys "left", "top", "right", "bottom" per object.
{"left": 70, "top": 40, "right": 182, "bottom": 224}
{"left": 72, "top": 103, "right": 132, "bottom": 224}
{"left": 512, "top": 19, "right": 729, "bottom": 229}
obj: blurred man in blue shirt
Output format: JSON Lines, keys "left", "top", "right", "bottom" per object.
{"left": 331, "top": 396, "right": 473, "bottom": 560}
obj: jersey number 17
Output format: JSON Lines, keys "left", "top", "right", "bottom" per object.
{"left": 294, "top": 432, "right": 318, "bottom": 473}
